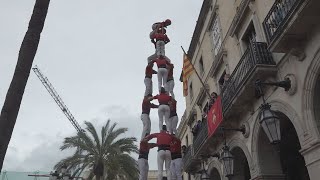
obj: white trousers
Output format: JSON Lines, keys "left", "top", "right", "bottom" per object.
{"left": 144, "top": 78, "right": 152, "bottom": 96}
{"left": 147, "top": 53, "right": 171, "bottom": 64}
{"left": 170, "top": 158, "right": 182, "bottom": 180}
{"left": 157, "top": 150, "right": 172, "bottom": 180}
{"left": 158, "top": 105, "right": 170, "bottom": 132}
{"left": 165, "top": 79, "right": 175, "bottom": 99}
{"left": 138, "top": 158, "right": 149, "bottom": 180}
{"left": 169, "top": 115, "right": 178, "bottom": 135}
{"left": 157, "top": 68, "right": 168, "bottom": 92}
{"left": 156, "top": 40, "right": 166, "bottom": 57}
{"left": 141, "top": 114, "right": 151, "bottom": 140}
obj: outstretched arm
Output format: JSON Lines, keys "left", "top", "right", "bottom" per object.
{"left": 150, "top": 103, "right": 159, "bottom": 108}
{"left": 148, "top": 143, "right": 158, "bottom": 149}
{"left": 144, "top": 133, "right": 158, "bottom": 141}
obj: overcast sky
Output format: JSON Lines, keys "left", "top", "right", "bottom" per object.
{"left": 0, "top": 0, "right": 202, "bottom": 172}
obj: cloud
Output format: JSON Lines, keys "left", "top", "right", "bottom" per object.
{"left": 3, "top": 105, "right": 160, "bottom": 171}
{"left": 1, "top": 0, "right": 202, "bottom": 172}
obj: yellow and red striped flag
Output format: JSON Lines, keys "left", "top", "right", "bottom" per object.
{"left": 182, "top": 53, "right": 194, "bottom": 96}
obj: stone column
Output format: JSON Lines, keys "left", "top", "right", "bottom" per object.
{"left": 301, "top": 141, "right": 320, "bottom": 180}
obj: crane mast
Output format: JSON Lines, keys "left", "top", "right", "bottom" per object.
{"left": 32, "top": 66, "right": 84, "bottom": 133}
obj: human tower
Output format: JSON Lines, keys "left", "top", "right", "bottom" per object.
{"left": 138, "top": 19, "right": 183, "bottom": 180}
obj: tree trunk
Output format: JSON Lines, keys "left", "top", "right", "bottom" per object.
{"left": 95, "top": 175, "right": 101, "bottom": 180}
{"left": 0, "top": 0, "right": 50, "bottom": 171}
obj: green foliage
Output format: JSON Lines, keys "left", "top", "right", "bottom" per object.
{"left": 54, "top": 120, "right": 139, "bottom": 180}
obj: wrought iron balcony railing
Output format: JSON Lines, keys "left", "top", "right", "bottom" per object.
{"left": 221, "top": 42, "right": 275, "bottom": 114}
{"left": 193, "top": 121, "right": 208, "bottom": 155}
{"left": 263, "top": 0, "right": 303, "bottom": 44}
{"left": 182, "top": 145, "right": 193, "bottom": 170}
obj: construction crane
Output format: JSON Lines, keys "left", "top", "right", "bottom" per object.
{"left": 32, "top": 66, "right": 84, "bottom": 133}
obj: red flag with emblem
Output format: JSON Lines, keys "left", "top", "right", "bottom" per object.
{"left": 207, "top": 96, "right": 223, "bottom": 137}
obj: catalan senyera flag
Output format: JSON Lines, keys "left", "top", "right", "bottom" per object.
{"left": 182, "top": 53, "right": 194, "bottom": 96}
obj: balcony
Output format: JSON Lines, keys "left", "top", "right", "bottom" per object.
{"left": 193, "top": 121, "right": 208, "bottom": 155}
{"left": 221, "top": 42, "right": 276, "bottom": 118}
{"left": 182, "top": 145, "right": 201, "bottom": 173}
{"left": 263, "top": 0, "right": 320, "bottom": 52}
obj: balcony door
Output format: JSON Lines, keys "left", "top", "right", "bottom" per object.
{"left": 241, "top": 22, "right": 257, "bottom": 53}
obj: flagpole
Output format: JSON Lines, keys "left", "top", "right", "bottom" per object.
{"left": 181, "top": 46, "right": 212, "bottom": 101}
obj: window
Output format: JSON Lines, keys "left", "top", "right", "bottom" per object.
{"left": 218, "top": 70, "right": 230, "bottom": 91}
{"left": 218, "top": 70, "right": 227, "bottom": 87}
{"left": 199, "top": 57, "right": 204, "bottom": 75}
{"left": 241, "top": 22, "right": 257, "bottom": 51}
{"left": 189, "top": 82, "right": 194, "bottom": 100}
{"left": 186, "top": 135, "right": 189, "bottom": 146}
{"left": 211, "top": 17, "right": 222, "bottom": 55}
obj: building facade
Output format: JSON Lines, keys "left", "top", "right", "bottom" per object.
{"left": 178, "top": 0, "right": 320, "bottom": 179}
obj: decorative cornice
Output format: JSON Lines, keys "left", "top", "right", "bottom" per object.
{"left": 209, "top": 48, "right": 227, "bottom": 78}
{"left": 187, "top": 0, "right": 212, "bottom": 60}
{"left": 229, "top": 0, "right": 253, "bottom": 37}
{"left": 195, "top": 84, "right": 210, "bottom": 106}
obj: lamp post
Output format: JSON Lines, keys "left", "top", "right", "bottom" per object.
{"left": 200, "top": 161, "right": 210, "bottom": 180}
{"left": 255, "top": 78, "right": 291, "bottom": 144}
{"left": 220, "top": 145, "right": 234, "bottom": 178}
{"left": 217, "top": 125, "right": 247, "bottom": 178}
{"left": 259, "top": 103, "right": 281, "bottom": 144}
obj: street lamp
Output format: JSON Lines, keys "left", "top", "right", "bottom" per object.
{"left": 197, "top": 154, "right": 221, "bottom": 180}
{"left": 220, "top": 145, "right": 234, "bottom": 178}
{"left": 255, "top": 78, "right": 291, "bottom": 144}
{"left": 196, "top": 158, "right": 211, "bottom": 180}
{"left": 259, "top": 103, "right": 281, "bottom": 144}
{"left": 217, "top": 126, "right": 246, "bottom": 178}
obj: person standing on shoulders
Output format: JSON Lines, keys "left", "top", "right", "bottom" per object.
{"left": 144, "top": 63, "right": 157, "bottom": 96}
{"left": 165, "top": 63, "right": 175, "bottom": 99}
{"left": 141, "top": 94, "right": 158, "bottom": 140}
{"left": 151, "top": 56, "right": 170, "bottom": 93}
{"left": 168, "top": 98, "right": 178, "bottom": 135}
{"left": 144, "top": 125, "right": 173, "bottom": 180}
{"left": 139, "top": 134, "right": 158, "bottom": 180}
{"left": 152, "top": 87, "right": 172, "bottom": 132}
{"left": 170, "top": 134, "right": 182, "bottom": 180}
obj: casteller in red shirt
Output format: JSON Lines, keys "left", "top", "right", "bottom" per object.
{"left": 167, "top": 63, "right": 174, "bottom": 81}
{"left": 170, "top": 135, "right": 182, "bottom": 160}
{"left": 169, "top": 98, "right": 177, "bottom": 118}
{"left": 152, "top": 33, "right": 170, "bottom": 43}
{"left": 145, "top": 129, "right": 173, "bottom": 151}
{"left": 153, "top": 92, "right": 171, "bottom": 105}
{"left": 139, "top": 140, "right": 157, "bottom": 160}
{"left": 152, "top": 57, "right": 170, "bottom": 68}
{"left": 170, "top": 136, "right": 181, "bottom": 154}
{"left": 142, "top": 96, "right": 158, "bottom": 114}
{"left": 145, "top": 64, "right": 157, "bottom": 78}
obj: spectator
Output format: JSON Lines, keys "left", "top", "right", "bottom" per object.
{"left": 208, "top": 92, "right": 218, "bottom": 110}
{"left": 192, "top": 120, "right": 202, "bottom": 137}
{"left": 181, "top": 145, "right": 187, "bottom": 155}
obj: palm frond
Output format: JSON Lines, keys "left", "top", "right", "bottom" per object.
{"left": 85, "top": 121, "right": 101, "bottom": 153}
{"left": 56, "top": 119, "right": 139, "bottom": 179}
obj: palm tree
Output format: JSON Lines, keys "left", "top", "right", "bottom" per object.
{"left": 54, "top": 120, "right": 139, "bottom": 180}
{"left": 0, "top": 0, "right": 50, "bottom": 171}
